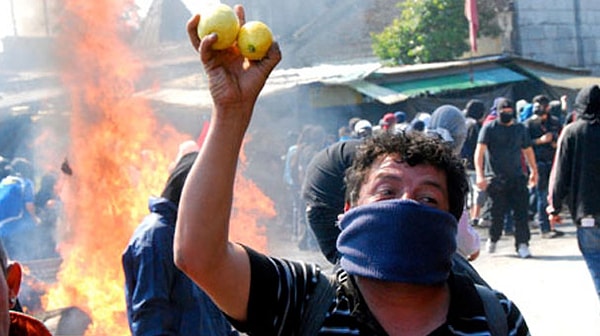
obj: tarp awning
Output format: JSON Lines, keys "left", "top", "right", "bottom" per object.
{"left": 520, "top": 66, "right": 600, "bottom": 90}
{"left": 346, "top": 66, "right": 529, "bottom": 105}
{"left": 346, "top": 80, "right": 409, "bottom": 105}
{"left": 380, "top": 67, "right": 528, "bottom": 96}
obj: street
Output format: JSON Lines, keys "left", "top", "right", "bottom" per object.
{"left": 472, "top": 220, "right": 600, "bottom": 335}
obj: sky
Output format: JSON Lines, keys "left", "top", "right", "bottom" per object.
{"left": 0, "top": 0, "right": 220, "bottom": 42}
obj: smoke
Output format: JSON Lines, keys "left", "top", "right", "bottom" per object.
{"left": 1, "top": 0, "right": 377, "bottom": 256}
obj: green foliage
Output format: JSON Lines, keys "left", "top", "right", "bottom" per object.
{"left": 371, "top": 0, "right": 499, "bottom": 65}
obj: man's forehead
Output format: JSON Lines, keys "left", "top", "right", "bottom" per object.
{"left": 372, "top": 155, "right": 445, "bottom": 178}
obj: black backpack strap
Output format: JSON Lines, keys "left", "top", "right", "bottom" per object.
{"left": 452, "top": 253, "right": 490, "bottom": 287}
{"left": 298, "top": 269, "right": 336, "bottom": 336}
{"left": 475, "top": 284, "right": 508, "bottom": 336}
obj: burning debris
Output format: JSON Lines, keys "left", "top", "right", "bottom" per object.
{"left": 0, "top": 1, "right": 276, "bottom": 335}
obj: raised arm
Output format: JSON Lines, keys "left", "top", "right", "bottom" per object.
{"left": 173, "top": 5, "right": 281, "bottom": 322}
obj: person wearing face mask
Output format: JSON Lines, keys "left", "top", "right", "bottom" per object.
{"left": 524, "top": 95, "right": 564, "bottom": 239}
{"left": 475, "top": 98, "right": 538, "bottom": 258}
{"left": 174, "top": 7, "right": 530, "bottom": 335}
{"left": 300, "top": 105, "right": 481, "bottom": 265}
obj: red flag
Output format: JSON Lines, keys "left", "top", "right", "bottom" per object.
{"left": 465, "top": 0, "right": 479, "bottom": 52}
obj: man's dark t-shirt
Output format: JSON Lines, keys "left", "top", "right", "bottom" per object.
{"left": 478, "top": 120, "right": 532, "bottom": 179}
{"left": 524, "top": 115, "right": 561, "bottom": 163}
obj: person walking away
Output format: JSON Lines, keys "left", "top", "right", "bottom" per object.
{"left": 0, "top": 158, "right": 40, "bottom": 261}
{"left": 122, "top": 150, "right": 238, "bottom": 335}
{"left": 547, "top": 85, "right": 600, "bottom": 301}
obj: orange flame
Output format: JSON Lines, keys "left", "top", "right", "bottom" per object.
{"left": 230, "top": 138, "right": 276, "bottom": 252}
{"left": 42, "top": 1, "right": 275, "bottom": 334}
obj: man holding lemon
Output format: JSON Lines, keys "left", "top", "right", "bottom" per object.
{"left": 175, "top": 5, "right": 529, "bottom": 335}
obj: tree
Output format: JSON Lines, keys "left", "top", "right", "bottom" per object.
{"left": 371, "top": 0, "right": 500, "bottom": 65}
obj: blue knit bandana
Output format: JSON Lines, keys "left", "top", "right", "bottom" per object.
{"left": 337, "top": 199, "right": 457, "bottom": 284}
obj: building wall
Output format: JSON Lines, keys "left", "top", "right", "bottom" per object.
{"left": 515, "top": 0, "right": 600, "bottom": 74}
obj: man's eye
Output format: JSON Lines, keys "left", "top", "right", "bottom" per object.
{"left": 375, "top": 187, "right": 396, "bottom": 198}
{"left": 419, "top": 196, "right": 439, "bottom": 205}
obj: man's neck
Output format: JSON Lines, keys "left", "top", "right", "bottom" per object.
{"left": 355, "top": 276, "right": 450, "bottom": 336}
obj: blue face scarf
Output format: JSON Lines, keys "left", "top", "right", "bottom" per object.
{"left": 337, "top": 199, "right": 457, "bottom": 285}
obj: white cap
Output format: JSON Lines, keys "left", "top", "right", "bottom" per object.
{"left": 354, "top": 119, "right": 372, "bottom": 133}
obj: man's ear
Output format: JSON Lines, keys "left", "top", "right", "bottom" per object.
{"left": 344, "top": 202, "right": 350, "bottom": 212}
{"left": 6, "top": 262, "right": 22, "bottom": 303}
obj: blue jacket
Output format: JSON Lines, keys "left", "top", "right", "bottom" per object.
{"left": 122, "top": 197, "right": 237, "bottom": 336}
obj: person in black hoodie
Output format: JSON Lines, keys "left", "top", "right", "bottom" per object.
{"left": 461, "top": 99, "right": 486, "bottom": 171}
{"left": 548, "top": 84, "right": 600, "bottom": 301}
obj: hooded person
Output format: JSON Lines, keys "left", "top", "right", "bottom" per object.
{"left": 428, "top": 105, "right": 480, "bottom": 260}
{"left": 462, "top": 99, "right": 485, "bottom": 170}
{"left": 428, "top": 105, "right": 467, "bottom": 155}
{"left": 484, "top": 97, "right": 515, "bottom": 125}
{"left": 548, "top": 84, "right": 600, "bottom": 301}
{"left": 574, "top": 84, "right": 600, "bottom": 123}
{"left": 122, "top": 151, "right": 239, "bottom": 336}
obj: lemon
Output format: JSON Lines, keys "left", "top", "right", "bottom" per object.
{"left": 197, "top": 4, "right": 240, "bottom": 50}
{"left": 237, "top": 21, "right": 273, "bottom": 60}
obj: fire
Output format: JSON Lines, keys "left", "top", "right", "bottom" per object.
{"left": 40, "top": 1, "right": 275, "bottom": 334}
{"left": 230, "top": 138, "right": 276, "bottom": 252}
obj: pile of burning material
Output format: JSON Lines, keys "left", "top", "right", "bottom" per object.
{"left": 42, "top": 307, "right": 91, "bottom": 336}
{"left": 12, "top": 2, "right": 279, "bottom": 334}
{"left": 17, "top": 259, "right": 90, "bottom": 335}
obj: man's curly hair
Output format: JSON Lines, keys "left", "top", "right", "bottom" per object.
{"left": 345, "top": 131, "right": 468, "bottom": 221}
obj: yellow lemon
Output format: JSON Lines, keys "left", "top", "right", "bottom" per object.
{"left": 197, "top": 4, "right": 240, "bottom": 50}
{"left": 237, "top": 21, "right": 273, "bottom": 60}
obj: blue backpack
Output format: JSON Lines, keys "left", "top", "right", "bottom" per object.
{"left": 0, "top": 176, "right": 26, "bottom": 227}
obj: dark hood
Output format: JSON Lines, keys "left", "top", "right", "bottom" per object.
{"left": 160, "top": 151, "right": 198, "bottom": 206}
{"left": 575, "top": 85, "right": 600, "bottom": 123}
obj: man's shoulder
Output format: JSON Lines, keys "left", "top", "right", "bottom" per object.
{"left": 523, "top": 116, "right": 540, "bottom": 127}
{"left": 128, "top": 212, "right": 174, "bottom": 248}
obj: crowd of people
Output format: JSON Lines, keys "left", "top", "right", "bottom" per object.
{"left": 295, "top": 92, "right": 578, "bottom": 261}
{"left": 0, "top": 157, "right": 63, "bottom": 262}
